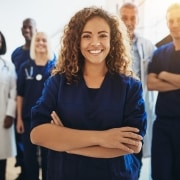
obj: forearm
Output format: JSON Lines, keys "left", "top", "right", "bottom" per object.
{"left": 31, "top": 124, "right": 100, "bottom": 151}
{"left": 158, "top": 71, "right": 180, "bottom": 88}
{"left": 67, "top": 146, "right": 130, "bottom": 158}
{"left": 147, "top": 73, "right": 178, "bottom": 92}
{"left": 31, "top": 122, "right": 142, "bottom": 153}
{"left": 67, "top": 141, "right": 142, "bottom": 158}
{"left": 16, "top": 96, "right": 23, "bottom": 120}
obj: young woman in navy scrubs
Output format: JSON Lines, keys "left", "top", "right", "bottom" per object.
{"left": 16, "top": 32, "right": 56, "bottom": 180}
{"left": 30, "top": 7, "right": 147, "bottom": 180}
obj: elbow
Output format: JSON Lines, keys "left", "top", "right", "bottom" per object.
{"left": 147, "top": 73, "right": 158, "bottom": 91}
{"left": 147, "top": 77, "right": 155, "bottom": 91}
{"left": 30, "top": 127, "right": 41, "bottom": 145}
{"left": 147, "top": 83, "right": 154, "bottom": 91}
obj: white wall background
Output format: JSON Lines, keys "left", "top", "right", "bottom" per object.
{"left": 1, "top": 0, "right": 180, "bottom": 60}
{"left": 0, "top": 0, "right": 110, "bottom": 60}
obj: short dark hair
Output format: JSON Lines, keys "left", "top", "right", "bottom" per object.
{"left": 0, "top": 31, "right": 7, "bottom": 55}
{"left": 22, "top": 18, "right": 37, "bottom": 27}
{"left": 119, "top": 2, "right": 138, "bottom": 15}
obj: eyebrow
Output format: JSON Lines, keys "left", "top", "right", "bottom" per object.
{"left": 82, "top": 30, "right": 109, "bottom": 34}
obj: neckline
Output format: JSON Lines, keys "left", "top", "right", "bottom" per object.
{"left": 83, "top": 72, "right": 108, "bottom": 89}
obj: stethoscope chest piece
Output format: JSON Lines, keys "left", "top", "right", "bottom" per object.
{"left": 36, "top": 74, "right": 42, "bottom": 81}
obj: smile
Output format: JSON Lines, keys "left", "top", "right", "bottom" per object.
{"left": 89, "top": 50, "right": 102, "bottom": 54}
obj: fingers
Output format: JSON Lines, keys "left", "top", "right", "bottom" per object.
{"left": 120, "top": 131, "right": 142, "bottom": 147}
{"left": 115, "top": 142, "right": 135, "bottom": 153}
{"left": 124, "top": 131, "right": 143, "bottom": 141}
{"left": 17, "top": 126, "right": 24, "bottom": 134}
{"left": 118, "top": 127, "right": 143, "bottom": 142}
{"left": 123, "top": 141, "right": 142, "bottom": 154}
{"left": 51, "top": 111, "right": 64, "bottom": 126}
{"left": 120, "top": 126, "right": 140, "bottom": 133}
{"left": 123, "top": 137, "right": 141, "bottom": 146}
{"left": 99, "top": 127, "right": 143, "bottom": 152}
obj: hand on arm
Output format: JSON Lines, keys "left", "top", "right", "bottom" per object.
{"left": 66, "top": 129, "right": 142, "bottom": 158}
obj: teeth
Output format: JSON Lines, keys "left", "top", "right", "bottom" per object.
{"left": 89, "top": 50, "right": 101, "bottom": 54}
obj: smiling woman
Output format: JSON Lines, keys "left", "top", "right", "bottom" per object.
{"left": 16, "top": 31, "right": 56, "bottom": 180}
{"left": 30, "top": 6, "right": 147, "bottom": 180}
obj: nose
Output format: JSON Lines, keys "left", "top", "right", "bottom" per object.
{"left": 172, "top": 20, "right": 180, "bottom": 27}
{"left": 91, "top": 42, "right": 100, "bottom": 46}
{"left": 122, "top": 18, "right": 131, "bottom": 27}
{"left": 91, "top": 37, "right": 100, "bottom": 46}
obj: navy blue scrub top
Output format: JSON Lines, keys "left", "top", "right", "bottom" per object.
{"left": 31, "top": 72, "right": 147, "bottom": 180}
{"left": 11, "top": 46, "right": 31, "bottom": 74}
{"left": 148, "top": 42, "right": 180, "bottom": 119}
{"left": 17, "top": 59, "right": 56, "bottom": 120}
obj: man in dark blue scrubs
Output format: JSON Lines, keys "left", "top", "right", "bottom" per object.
{"left": 11, "top": 18, "right": 37, "bottom": 180}
{"left": 147, "top": 3, "right": 180, "bottom": 180}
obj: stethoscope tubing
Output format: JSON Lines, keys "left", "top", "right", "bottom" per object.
{"left": 0, "top": 57, "right": 9, "bottom": 71}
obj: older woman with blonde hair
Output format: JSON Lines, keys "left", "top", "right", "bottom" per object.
{"left": 16, "top": 31, "right": 56, "bottom": 180}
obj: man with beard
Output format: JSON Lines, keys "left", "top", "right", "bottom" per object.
{"left": 119, "top": 2, "right": 157, "bottom": 177}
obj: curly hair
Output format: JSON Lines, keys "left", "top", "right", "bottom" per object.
{"left": 52, "top": 6, "right": 133, "bottom": 84}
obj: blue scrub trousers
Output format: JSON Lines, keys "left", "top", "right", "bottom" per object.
{"left": 151, "top": 118, "right": 180, "bottom": 180}
{"left": 22, "top": 119, "right": 48, "bottom": 180}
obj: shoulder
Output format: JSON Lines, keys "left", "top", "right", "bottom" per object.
{"left": 11, "top": 46, "right": 23, "bottom": 57}
{"left": 155, "top": 42, "right": 173, "bottom": 52}
{"left": 153, "top": 42, "right": 173, "bottom": 57}
{"left": 116, "top": 74, "right": 143, "bottom": 99}
{"left": 1, "top": 58, "right": 16, "bottom": 71}
{"left": 45, "top": 73, "right": 66, "bottom": 87}
{"left": 11, "top": 46, "right": 30, "bottom": 62}
{"left": 114, "top": 73, "right": 141, "bottom": 89}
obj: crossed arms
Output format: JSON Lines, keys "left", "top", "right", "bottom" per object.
{"left": 147, "top": 71, "right": 180, "bottom": 92}
{"left": 30, "top": 111, "right": 142, "bottom": 158}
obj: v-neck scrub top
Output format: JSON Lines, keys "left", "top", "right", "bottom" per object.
{"left": 17, "top": 59, "right": 56, "bottom": 120}
{"left": 31, "top": 72, "right": 147, "bottom": 180}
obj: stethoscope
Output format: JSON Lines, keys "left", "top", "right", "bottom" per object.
{"left": 25, "top": 66, "right": 34, "bottom": 79}
{"left": 25, "top": 66, "right": 43, "bottom": 81}
{"left": 0, "top": 56, "right": 9, "bottom": 71}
